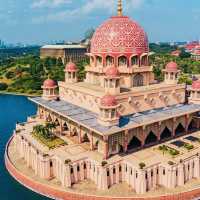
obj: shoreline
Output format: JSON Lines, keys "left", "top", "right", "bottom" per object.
{"left": 0, "top": 91, "right": 40, "bottom": 97}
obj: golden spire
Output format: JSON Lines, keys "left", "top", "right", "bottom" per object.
{"left": 117, "top": 0, "right": 123, "bottom": 16}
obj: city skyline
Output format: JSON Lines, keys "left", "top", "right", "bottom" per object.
{"left": 1, "top": 0, "right": 200, "bottom": 44}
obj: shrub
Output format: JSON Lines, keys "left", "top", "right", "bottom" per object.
{"left": 168, "top": 161, "right": 175, "bottom": 165}
{"left": 0, "top": 82, "right": 8, "bottom": 90}
{"left": 65, "top": 159, "right": 71, "bottom": 165}
{"left": 101, "top": 161, "right": 108, "bottom": 167}
{"left": 139, "top": 162, "right": 146, "bottom": 169}
{"left": 169, "top": 149, "right": 179, "bottom": 156}
{"left": 184, "top": 143, "right": 194, "bottom": 151}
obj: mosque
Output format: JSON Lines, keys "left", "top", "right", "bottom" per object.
{"left": 5, "top": 1, "right": 200, "bottom": 199}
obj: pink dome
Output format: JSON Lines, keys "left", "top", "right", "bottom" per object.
{"left": 165, "top": 61, "right": 178, "bottom": 72}
{"left": 100, "top": 95, "right": 118, "bottom": 107}
{"left": 65, "top": 62, "right": 78, "bottom": 72}
{"left": 192, "top": 80, "right": 200, "bottom": 90}
{"left": 105, "top": 66, "right": 120, "bottom": 78}
{"left": 91, "top": 16, "right": 148, "bottom": 55}
{"left": 43, "top": 79, "right": 57, "bottom": 88}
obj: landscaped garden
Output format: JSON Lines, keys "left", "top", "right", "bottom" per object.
{"left": 32, "top": 123, "right": 67, "bottom": 149}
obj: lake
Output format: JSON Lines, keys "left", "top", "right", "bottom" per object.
{"left": 0, "top": 94, "right": 51, "bottom": 200}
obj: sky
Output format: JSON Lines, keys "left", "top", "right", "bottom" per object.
{"left": 0, "top": 0, "right": 200, "bottom": 44}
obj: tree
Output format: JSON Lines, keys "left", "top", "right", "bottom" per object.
{"left": 0, "top": 82, "right": 8, "bottom": 90}
{"left": 179, "top": 50, "right": 191, "bottom": 59}
{"left": 84, "top": 28, "right": 95, "bottom": 40}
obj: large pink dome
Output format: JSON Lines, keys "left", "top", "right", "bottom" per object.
{"left": 91, "top": 16, "right": 149, "bottom": 55}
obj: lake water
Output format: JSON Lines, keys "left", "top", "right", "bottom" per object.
{"left": 0, "top": 94, "right": 51, "bottom": 200}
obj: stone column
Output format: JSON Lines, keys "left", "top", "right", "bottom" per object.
{"left": 135, "top": 171, "right": 147, "bottom": 194}
{"left": 177, "top": 163, "right": 184, "bottom": 186}
{"left": 115, "top": 164, "right": 120, "bottom": 184}
{"left": 103, "top": 136, "right": 109, "bottom": 159}
{"left": 80, "top": 161, "right": 85, "bottom": 181}
{"left": 100, "top": 166, "right": 108, "bottom": 190}
{"left": 124, "top": 130, "right": 128, "bottom": 153}
{"left": 172, "top": 118, "right": 176, "bottom": 137}
{"left": 63, "top": 164, "right": 72, "bottom": 188}
{"left": 39, "top": 154, "right": 51, "bottom": 180}
{"left": 194, "top": 156, "right": 200, "bottom": 178}
{"left": 185, "top": 115, "right": 189, "bottom": 134}
{"left": 90, "top": 131, "right": 94, "bottom": 151}
{"left": 78, "top": 126, "right": 82, "bottom": 144}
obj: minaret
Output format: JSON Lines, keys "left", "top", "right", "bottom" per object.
{"left": 118, "top": 0, "right": 123, "bottom": 16}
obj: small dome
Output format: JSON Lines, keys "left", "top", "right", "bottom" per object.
{"left": 43, "top": 79, "right": 57, "bottom": 88}
{"left": 100, "top": 95, "right": 118, "bottom": 107}
{"left": 105, "top": 66, "right": 120, "bottom": 78}
{"left": 65, "top": 62, "right": 78, "bottom": 72}
{"left": 165, "top": 61, "right": 178, "bottom": 72}
{"left": 192, "top": 80, "right": 200, "bottom": 90}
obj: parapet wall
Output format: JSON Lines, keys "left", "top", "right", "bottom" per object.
{"left": 5, "top": 136, "right": 200, "bottom": 200}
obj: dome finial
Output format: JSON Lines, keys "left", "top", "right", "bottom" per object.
{"left": 117, "top": 0, "right": 123, "bottom": 16}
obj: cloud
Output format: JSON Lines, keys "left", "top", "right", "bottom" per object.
{"left": 31, "top": 0, "right": 71, "bottom": 8}
{"left": 32, "top": 0, "right": 146, "bottom": 23}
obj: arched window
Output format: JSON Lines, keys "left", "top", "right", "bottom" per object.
{"left": 106, "top": 56, "right": 114, "bottom": 66}
{"left": 133, "top": 74, "right": 144, "bottom": 87}
{"left": 96, "top": 56, "right": 102, "bottom": 66}
{"left": 118, "top": 56, "right": 127, "bottom": 67}
{"left": 141, "top": 55, "right": 148, "bottom": 66}
{"left": 131, "top": 56, "right": 138, "bottom": 66}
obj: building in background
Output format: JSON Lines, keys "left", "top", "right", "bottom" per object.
{"left": 40, "top": 43, "right": 89, "bottom": 64}
{"left": 191, "top": 45, "right": 200, "bottom": 61}
{"left": 171, "top": 50, "right": 181, "bottom": 57}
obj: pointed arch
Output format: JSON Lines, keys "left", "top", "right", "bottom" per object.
{"left": 175, "top": 123, "right": 185, "bottom": 136}
{"left": 127, "top": 136, "right": 142, "bottom": 151}
{"left": 46, "top": 114, "right": 52, "bottom": 122}
{"left": 118, "top": 55, "right": 128, "bottom": 67}
{"left": 160, "top": 127, "right": 172, "bottom": 141}
{"left": 131, "top": 55, "right": 139, "bottom": 66}
{"left": 63, "top": 122, "right": 69, "bottom": 131}
{"left": 145, "top": 131, "right": 157, "bottom": 145}
{"left": 94, "top": 140, "right": 99, "bottom": 150}
{"left": 54, "top": 118, "right": 60, "bottom": 126}
{"left": 72, "top": 128, "right": 78, "bottom": 136}
{"left": 82, "top": 133, "right": 90, "bottom": 143}
{"left": 188, "top": 119, "right": 197, "bottom": 132}
{"left": 106, "top": 55, "right": 114, "bottom": 66}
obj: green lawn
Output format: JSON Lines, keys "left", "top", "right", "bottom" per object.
{"left": 32, "top": 132, "right": 67, "bottom": 149}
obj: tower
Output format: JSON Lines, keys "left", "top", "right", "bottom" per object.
{"left": 42, "top": 78, "right": 58, "bottom": 100}
{"left": 189, "top": 80, "right": 200, "bottom": 104}
{"left": 98, "top": 95, "right": 120, "bottom": 126}
{"left": 64, "top": 61, "right": 78, "bottom": 83}
{"left": 163, "top": 61, "right": 180, "bottom": 84}
{"left": 104, "top": 66, "right": 120, "bottom": 95}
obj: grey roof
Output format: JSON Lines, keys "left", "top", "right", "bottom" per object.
{"left": 29, "top": 97, "right": 200, "bottom": 135}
